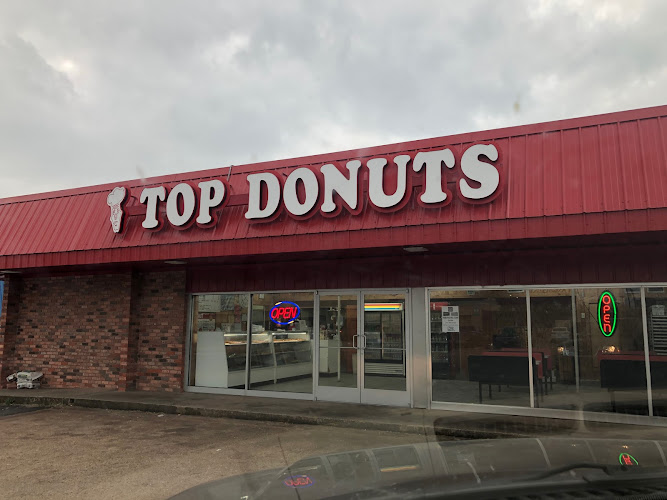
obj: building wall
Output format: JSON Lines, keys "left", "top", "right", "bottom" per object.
{"left": 187, "top": 242, "right": 667, "bottom": 293}
{"left": 0, "top": 274, "right": 132, "bottom": 389}
{"left": 0, "top": 276, "right": 24, "bottom": 384}
{"left": 0, "top": 270, "right": 187, "bottom": 391}
{"left": 130, "top": 270, "right": 187, "bottom": 392}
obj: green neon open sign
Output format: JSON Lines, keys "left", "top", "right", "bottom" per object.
{"left": 598, "top": 291, "right": 617, "bottom": 337}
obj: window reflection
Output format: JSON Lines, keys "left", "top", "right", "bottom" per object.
{"left": 646, "top": 287, "right": 667, "bottom": 416}
{"left": 430, "top": 290, "right": 530, "bottom": 407}
{"left": 249, "top": 292, "right": 314, "bottom": 394}
{"left": 189, "top": 294, "right": 248, "bottom": 389}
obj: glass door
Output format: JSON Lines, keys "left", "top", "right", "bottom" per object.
{"left": 316, "top": 293, "right": 361, "bottom": 403}
{"left": 361, "top": 292, "right": 410, "bottom": 406}
{"left": 316, "top": 290, "right": 411, "bottom": 406}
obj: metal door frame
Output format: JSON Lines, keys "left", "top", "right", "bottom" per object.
{"left": 314, "top": 291, "right": 362, "bottom": 403}
{"left": 360, "top": 290, "right": 411, "bottom": 406}
{"left": 314, "top": 289, "right": 412, "bottom": 407}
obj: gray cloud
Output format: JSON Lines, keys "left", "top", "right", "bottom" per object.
{"left": 0, "top": 0, "right": 665, "bottom": 198}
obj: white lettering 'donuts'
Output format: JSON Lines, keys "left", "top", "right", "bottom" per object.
{"left": 367, "top": 155, "right": 410, "bottom": 209}
{"left": 245, "top": 172, "right": 281, "bottom": 220}
{"left": 106, "top": 187, "right": 127, "bottom": 234}
{"left": 283, "top": 168, "right": 319, "bottom": 217}
{"left": 459, "top": 144, "right": 500, "bottom": 200}
{"left": 320, "top": 160, "right": 361, "bottom": 214}
{"left": 413, "top": 149, "right": 455, "bottom": 204}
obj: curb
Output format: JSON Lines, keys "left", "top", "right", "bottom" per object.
{"left": 0, "top": 393, "right": 523, "bottom": 439}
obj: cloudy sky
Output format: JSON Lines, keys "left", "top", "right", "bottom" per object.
{"left": 0, "top": 0, "right": 665, "bottom": 198}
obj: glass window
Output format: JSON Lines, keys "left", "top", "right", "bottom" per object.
{"left": 574, "top": 288, "right": 647, "bottom": 415}
{"left": 249, "top": 292, "right": 314, "bottom": 393}
{"left": 363, "top": 293, "right": 407, "bottom": 391}
{"left": 529, "top": 289, "right": 575, "bottom": 410}
{"left": 189, "top": 294, "right": 248, "bottom": 389}
{"left": 430, "top": 289, "right": 530, "bottom": 407}
{"left": 645, "top": 287, "right": 667, "bottom": 416}
{"left": 318, "top": 294, "right": 358, "bottom": 389}
{"left": 530, "top": 287, "right": 648, "bottom": 415}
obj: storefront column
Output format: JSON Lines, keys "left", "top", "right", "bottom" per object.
{"left": 0, "top": 275, "right": 21, "bottom": 388}
{"left": 410, "top": 287, "right": 429, "bottom": 408}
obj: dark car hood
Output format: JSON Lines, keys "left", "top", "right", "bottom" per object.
{"left": 170, "top": 437, "right": 667, "bottom": 500}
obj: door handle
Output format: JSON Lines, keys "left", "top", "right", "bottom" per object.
{"left": 361, "top": 335, "right": 367, "bottom": 349}
{"left": 352, "top": 334, "right": 358, "bottom": 348}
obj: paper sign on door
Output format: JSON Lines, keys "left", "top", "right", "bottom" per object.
{"left": 441, "top": 306, "right": 459, "bottom": 333}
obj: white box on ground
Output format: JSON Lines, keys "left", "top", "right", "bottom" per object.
{"left": 6, "top": 371, "right": 43, "bottom": 389}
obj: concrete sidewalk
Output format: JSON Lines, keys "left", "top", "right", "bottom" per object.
{"left": 0, "top": 388, "right": 664, "bottom": 439}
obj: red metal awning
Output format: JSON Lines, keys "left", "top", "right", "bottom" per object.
{"left": 0, "top": 105, "right": 666, "bottom": 270}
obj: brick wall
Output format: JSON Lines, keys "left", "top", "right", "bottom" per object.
{"left": 0, "top": 276, "right": 22, "bottom": 384}
{"left": 0, "top": 270, "right": 187, "bottom": 391}
{"left": 0, "top": 274, "right": 132, "bottom": 389}
{"left": 130, "top": 270, "right": 187, "bottom": 391}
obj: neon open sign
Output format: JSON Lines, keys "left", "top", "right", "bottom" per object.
{"left": 270, "top": 301, "right": 301, "bottom": 326}
{"left": 598, "top": 291, "right": 617, "bottom": 337}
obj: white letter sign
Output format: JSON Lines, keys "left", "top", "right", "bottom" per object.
{"left": 459, "top": 144, "right": 500, "bottom": 200}
{"left": 166, "top": 183, "right": 196, "bottom": 227}
{"left": 117, "top": 141, "right": 502, "bottom": 233}
{"left": 367, "top": 155, "right": 410, "bottom": 209}
{"left": 283, "top": 168, "right": 319, "bottom": 217}
{"left": 245, "top": 172, "right": 281, "bottom": 220}
{"left": 412, "top": 149, "right": 455, "bottom": 204}
{"left": 196, "top": 179, "right": 226, "bottom": 225}
{"left": 320, "top": 160, "right": 361, "bottom": 214}
{"left": 140, "top": 186, "right": 166, "bottom": 229}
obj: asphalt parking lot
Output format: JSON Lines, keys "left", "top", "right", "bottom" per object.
{"left": 0, "top": 406, "right": 421, "bottom": 500}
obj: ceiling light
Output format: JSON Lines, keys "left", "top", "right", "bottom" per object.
{"left": 164, "top": 260, "right": 187, "bottom": 265}
{"left": 403, "top": 246, "right": 428, "bottom": 253}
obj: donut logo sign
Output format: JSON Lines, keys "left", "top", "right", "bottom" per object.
{"left": 106, "top": 187, "right": 127, "bottom": 234}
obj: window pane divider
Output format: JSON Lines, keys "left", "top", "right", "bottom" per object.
{"left": 571, "top": 290, "right": 580, "bottom": 393}
{"left": 245, "top": 293, "right": 253, "bottom": 392}
{"left": 641, "top": 287, "right": 654, "bottom": 417}
{"left": 526, "top": 290, "right": 535, "bottom": 409}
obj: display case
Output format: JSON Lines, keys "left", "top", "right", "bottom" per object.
{"left": 195, "top": 331, "right": 246, "bottom": 388}
{"left": 431, "top": 333, "right": 451, "bottom": 380}
{"left": 273, "top": 334, "right": 312, "bottom": 365}
{"left": 364, "top": 311, "right": 405, "bottom": 376}
{"left": 650, "top": 305, "right": 667, "bottom": 354}
{"left": 430, "top": 308, "right": 451, "bottom": 380}
{"left": 253, "top": 332, "right": 312, "bottom": 385}
{"left": 194, "top": 330, "right": 312, "bottom": 388}
{"left": 364, "top": 312, "right": 383, "bottom": 361}
{"left": 249, "top": 332, "right": 273, "bottom": 370}
{"left": 381, "top": 313, "right": 404, "bottom": 361}
{"left": 224, "top": 333, "right": 248, "bottom": 372}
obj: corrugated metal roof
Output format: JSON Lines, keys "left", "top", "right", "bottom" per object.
{"left": 0, "top": 105, "right": 666, "bottom": 269}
